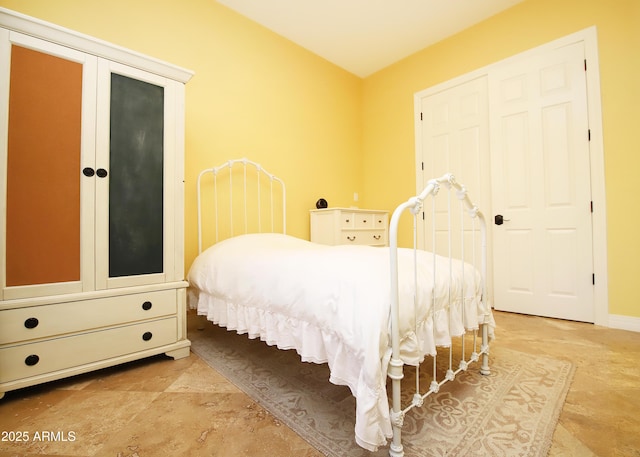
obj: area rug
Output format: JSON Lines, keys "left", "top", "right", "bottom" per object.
{"left": 189, "top": 320, "right": 575, "bottom": 457}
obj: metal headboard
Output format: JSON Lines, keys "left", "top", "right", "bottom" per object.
{"left": 196, "top": 158, "right": 286, "bottom": 253}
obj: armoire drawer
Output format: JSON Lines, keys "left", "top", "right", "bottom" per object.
{"left": 0, "top": 317, "right": 177, "bottom": 383}
{"left": 0, "top": 289, "right": 177, "bottom": 345}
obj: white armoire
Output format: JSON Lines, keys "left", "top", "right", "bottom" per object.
{"left": 0, "top": 8, "right": 193, "bottom": 398}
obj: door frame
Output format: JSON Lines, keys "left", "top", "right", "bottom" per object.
{"left": 415, "top": 26, "right": 608, "bottom": 326}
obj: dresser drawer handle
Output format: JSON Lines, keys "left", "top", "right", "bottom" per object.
{"left": 25, "top": 354, "right": 40, "bottom": 366}
{"left": 362, "top": 219, "right": 367, "bottom": 223}
{"left": 142, "top": 301, "right": 153, "bottom": 311}
{"left": 373, "top": 235, "right": 381, "bottom": 240}
{"left": 142, "top": 332, "right": 153, "bottom": 341}
{"left": 347, "top": 236, "right": 356, "bottom": 242}
{"left": 24, "top": 317, "right": 39, "bottom": 329}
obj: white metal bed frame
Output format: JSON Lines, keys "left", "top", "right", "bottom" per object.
{"left": 196, "top": 158, "right": 286, "bottom": 253}
{"left": 387, "top": 173, "right": 491, "bottom": 457}
{"left": 195, "top": 158, "right": 492, "bottom": 457}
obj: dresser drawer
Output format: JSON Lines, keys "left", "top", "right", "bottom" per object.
{"left": 373, "top": 213, "right": 388, "bottom": 229}
{"left": 311, "top": 208, "right": 389, "bottom": 246}
{"left": 341, "top": 230, "right": 387, "bottom": 246}
{"left": 354, "top": 213, "right": 375, "bottom": 229}
{"left": 348, "top": 212, "right": 386, "bottom": 229}
{"left": 0, "top": 289, "right": 177, "bottom": 345}
{"left": 0, "top": 317, "right": 177, "bottom": 383}
{"left": 340, "top": 212, "right": 356, "bottom": 228}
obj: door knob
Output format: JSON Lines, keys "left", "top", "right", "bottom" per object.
{"left": 494, "top": 214, "right": 510, "bottom": 225}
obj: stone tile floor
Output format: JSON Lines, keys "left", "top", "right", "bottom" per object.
{"left": 1, "top": 310, "right": 639, "bottom": 456}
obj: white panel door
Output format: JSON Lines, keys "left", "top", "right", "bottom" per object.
{"left": 489, "top": 42, "right": 594, "bottom": 322}
{"left": 416, "top": 76, "right": 489, "bottom": 265}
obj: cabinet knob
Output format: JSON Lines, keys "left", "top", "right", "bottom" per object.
{"left": 83, "top": 167, "right": 108, "bottom": 178}
{"left": 142, "top": 332, "right": 153, "bottom": 341}
{"left": 142, "top": 301, "right": 152, "bottom": 311}
{"left": 24, "top": 317, "right": 39, "bottom": 329}
{"left": 25, "top": 354, "right": 40, "bottom": 366}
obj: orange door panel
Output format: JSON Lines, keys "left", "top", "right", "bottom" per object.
{"left": 6, "top": 45, "right": 83, "bottom": 286}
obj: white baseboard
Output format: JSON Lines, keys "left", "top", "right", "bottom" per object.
{"left": 607, "top": 314, "right": 640, "bottom": 332}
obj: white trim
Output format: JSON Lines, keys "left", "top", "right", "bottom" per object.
{"left": 0, "top": 7, "right": 193, "bottom": 83}
{"left": 608, "top": 315, "right": 640, "bottom": 333}
{"left": 582, "top": 28, "right": 609, "bottom": 327}
{"left": 414, "top": 26, "right": 608, "bottom": 325}
{"left": 174, "top": 83, "right": 187, "bottom": 281}
{"left": 0, "top": 28, "right": 11, "bottom": 301}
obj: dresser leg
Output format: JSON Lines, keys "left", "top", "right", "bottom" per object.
{"left": 166, "top": 346, "right": 190, "bottom": 360}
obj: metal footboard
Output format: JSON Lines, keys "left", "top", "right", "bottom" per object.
{"left": 387, "top": 173, "right": 491, "bottom": 457}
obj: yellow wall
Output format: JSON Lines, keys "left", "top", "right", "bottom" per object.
{"left": 1, "top": 0, "right": 638, "bottom": 319}
{"left": 0, "top": 0, "right": 363, "bottom": 269}
{"left": 362, "top": 0, "right": 640, "bottom": 318}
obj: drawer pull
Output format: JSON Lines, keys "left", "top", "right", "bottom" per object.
{"left": 142, "top": 331, "right": 153, "bottom": 341}
{"left": 24, "top": 317, "right": 39, "bottom": 329}
{"left": 373, "top": 235, "right": 381, "bottom": 240}
{"left": 347, "top": 236, "right": 356, "bottom": 242}
{"left": 363, "top": 219, "right": 367, "bottom": 223}
{"left": 25, "top": 354, "right": 40, "bottom": 366}
{"left": 142, "top": 301, "right": 153, "bottom": 311}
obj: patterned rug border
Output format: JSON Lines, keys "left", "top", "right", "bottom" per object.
{"left": 189, "top": 322, "right": 575, "bottom": 457}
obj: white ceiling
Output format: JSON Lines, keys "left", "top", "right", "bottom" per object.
{"left": 217, "top": 0, "right": 525, "bottom": 77}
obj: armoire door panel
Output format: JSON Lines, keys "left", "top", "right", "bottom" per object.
{"left": 94, "top": 60, "right": 175, "bottom": 290}
{"left": 5, "top": 45, "right": 82, "bottom": 287}
{"left": 108, "top": 73, "right": 165, "bottom": 278}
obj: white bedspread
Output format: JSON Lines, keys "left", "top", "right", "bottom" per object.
{"left": 187, "top": 233, "right": 492, "bottom": 451}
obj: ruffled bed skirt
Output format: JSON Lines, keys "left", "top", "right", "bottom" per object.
{"left": 188, "top": 288, "right": 493, "bottom": 451}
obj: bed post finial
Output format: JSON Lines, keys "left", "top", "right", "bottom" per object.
{"left": 456, "top": 185, "right": 467, "bottom": 201}
{"left": 408, "top": 196, "right": 423, "bottom": 215}
{"left": 427, "top": 178, "right": 441, "bottom": 195}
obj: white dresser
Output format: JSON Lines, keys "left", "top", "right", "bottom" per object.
{"left": 310, "top": 208, "right": 389, "bottom": 246}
